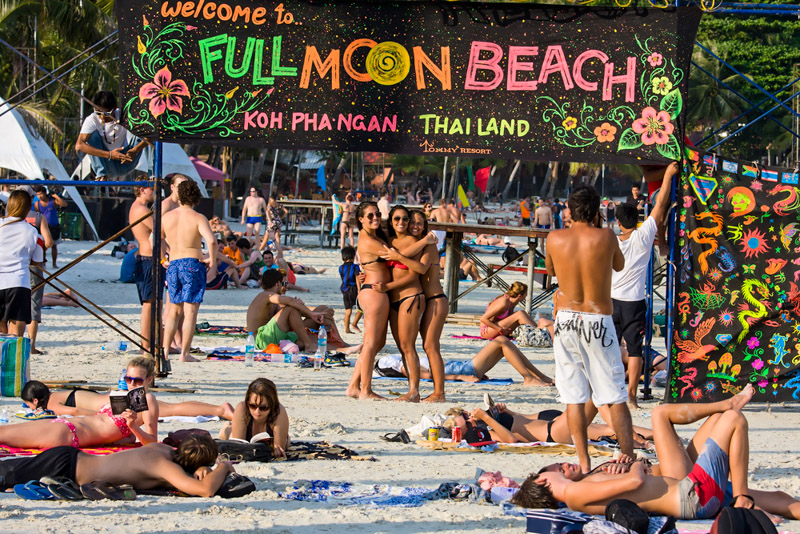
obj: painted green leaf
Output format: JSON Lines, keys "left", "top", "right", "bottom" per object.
{"left": 656, "top": 134, "right": 681, "bottom": 161}
{"left": 617, "top": 128, "right": 643, "bottom": 151}
{"left": 660, "top": 88, "right": 682, "bottom": 120}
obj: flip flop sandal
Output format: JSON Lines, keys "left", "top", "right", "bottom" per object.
{"left": 40, "top": 477, "right": 84, "bottom": 501}
{"left": 14, "top": 480, "right": 54, "bottom": 500}
{"left": 16, "top": 410, "right": 57, "bottom": 420}
{"left": 80, "top": 481, "right": 137, "bottom": 501}
{"left": 380, "top": 430, "right": 411, "bottom": 444}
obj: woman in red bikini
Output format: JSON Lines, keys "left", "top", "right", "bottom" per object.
{"left": 1, "top": 357, "right": 159, "bottom": 448}
{"left": 479, "top": 282, "right": 537, "bottom": 340}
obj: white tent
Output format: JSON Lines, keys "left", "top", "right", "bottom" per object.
{"left": 0, "top": 97, "right": 100, "bottom": 239}
{"left": 72, "top": 142, "right": 208, "bottom": 197}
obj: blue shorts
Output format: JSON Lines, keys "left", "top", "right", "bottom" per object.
{"left": 444, "top": 360, "right": 476, "bottom": 377}
{"left": 166, "top": 258, "right": 206, "bottom": 304}
{"left": 134, "top": 256, "right": 165, "bottom": 304}
{"left": 246, "top": 216, "right": 262, "bottom": 225}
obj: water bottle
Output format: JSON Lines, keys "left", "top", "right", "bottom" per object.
{"left": 118, "top": 369, "right": 128, "bottom": 391}
{"left": 245, "top": 332, "right": 255, "bottom": 367}
{"left": 0, "top": 409, "right": 8, "bottom": 425}
{"left": 117, "top": 341, "right": 128, "bottom": 354}
{"left": 314, "top": 326, "right": 326, "bottom": 371}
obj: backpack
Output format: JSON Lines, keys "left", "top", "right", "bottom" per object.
{"left": 710, "top": 507, "right": 777, "bottom": 534}
{"left": 515, "top": 324, "right": 552, "bottom": 348}
{"left": 502, "top": 245, "right": 522, "bottom": 264}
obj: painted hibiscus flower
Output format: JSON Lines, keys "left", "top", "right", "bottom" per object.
{"left": 647, "top": 52, "right": 663, "bottom": 67}
{"left": 139, "top": 66, "right": 190, "bottom": 118}
{"left": 562, "top": 116, "right": 577, "bottom": 131}
{"left": 752, "top": 359, "right": 764, "bottom": 371}
{"left": 746, "top": 336, "right": 759, "bottom": 349}
{"left": 593, "top": 122, "right": 617, "bottom": 143}
{"left": 651, "top": 76, "right": 673, "bottom": 96}
{"left": 632, "top": 107, "right": 674, "bottom": 145}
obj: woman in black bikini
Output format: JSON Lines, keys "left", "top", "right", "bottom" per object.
{"left": 345, "top": 202, "right": 420, "bottom": 400}
{"left": 406, "top": 209, "right": 448, "bottom": 402}
{"left": 443, "top": 403, "right": 653, "bottom": 447}
{"left": 220, "top": 378, "right": 289, "bottom": 458}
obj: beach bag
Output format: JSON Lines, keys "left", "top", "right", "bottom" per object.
{"left": 515, "top": 325, "right": 552, "bottom": 348}
{"left": 605, "top": 499, "right": 650, "bottom": 534}
{"left": 0, "top": 335, "right": 30, "bottom": 397}
{"left": 215, "top": 440, "right": 272, "bottom": 463}
{"left": 215, "top": 473, "right": 256, "bottom": 498}
{"left": 710, "top": 507, "right": 777, "bottom": 534}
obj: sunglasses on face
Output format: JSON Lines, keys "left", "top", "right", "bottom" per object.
{"left": 281, "top": 281, "right": 289, "bottom": 287}
{"left": 124, "top": 375, "right": 146, "bottom": 386}
{"left": 364, "top": 212, "right": 379, "bottom": 220}
{"left": 393, "top": 216, "right": 409, "bottom": 222}
{"left": 248, "top": 402, "right": 269, "bottom": 411}
{"left": 94, "top": 110, "right": 114, "bottom": 117}
{"left": 250, "top": 190, "right": 257, "bottom": 193}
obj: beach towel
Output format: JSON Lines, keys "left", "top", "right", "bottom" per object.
{"left": 451, "top": 334, "right": 484, "bottom": 340}
{"left": 207, "top": 352, "right": 279, "bottom": 362}
{"left": 280, "top": 441, "right": 375, "bottom": 462}
{"left": 0, "top": 444, "right": 141, "bottom": 458}
{"left": 415, "top": 440, "right": 614, "bottom": 457}
{"left": 279, "top": 479, "right": 454, "bottom": 507}
{"left": 194, "top": 323, "right": 247, "bottom": 336}
{"left": 158, "top": 415, "right": 220, "bottom": 423}
{"left": 374, "top": 375, "right": 514, "bottom": 386}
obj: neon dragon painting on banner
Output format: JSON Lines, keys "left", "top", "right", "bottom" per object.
{"left": 116, "top": 1, "right": 702, "bottom": 164}
{"left": 667, "top": 146, "right": 800, "bottom": 403}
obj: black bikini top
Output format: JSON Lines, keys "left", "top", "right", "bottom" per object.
{"left": 361, "top": 257, "right": 387, "bottom": 266}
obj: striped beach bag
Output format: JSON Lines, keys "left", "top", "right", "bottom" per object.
{"left": 0, "top": 336, "right": 30, "bottom": 397}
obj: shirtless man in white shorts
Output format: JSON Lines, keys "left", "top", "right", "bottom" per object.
{"left": 545, "top": 185, "right": 633, "bottom": 473}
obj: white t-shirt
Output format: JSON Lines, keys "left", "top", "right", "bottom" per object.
{"left": 79, "top": 111, "right": 126, "bottom": 150}
{"left": 377, "top": 354, "right": 430, "bottom": 374}
{"left": 0, "top": 218, "right": 44, "bottom": 290}
{"left": 611, "top": 216, "right": 657, "bottom": 302}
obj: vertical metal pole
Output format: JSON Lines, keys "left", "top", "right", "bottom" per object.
{"left": 294, "top": 151, "right": 302, "bottom": 198}
{"left": 443, "top": 231, "right": 460, "bottom": 313}
{"left": 440, "top": 156, "right": 448, "bottom": 201}
{"left": 360, "top": 152, "right": 365, "bottom": 192}
{"left": 663, "top": 169, "right": 679, "bottom": 401}
{"left": 526, "top": 238, "right": 535, "bottom": 314}
{"left": 152, "top": 141, "right": 168, "bottom": 376}
{"left": 268, "top": 148, "right": 279, "bottom": 199}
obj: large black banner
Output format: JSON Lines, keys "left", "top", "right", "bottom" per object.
{"left": 117, "top": 1, "right": 701, "bottom": 163}
{"left": 667, "top": 147, "right": 800, "bottom": 403}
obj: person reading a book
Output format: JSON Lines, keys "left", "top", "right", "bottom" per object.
{"left": 0, "top": 357, "right": 159, "bottom": 448}
{"left": 0, "top": 434, "right": 235, "bottom": 498}
{"left": 219, "top": 378, "right": 289, "bottom": 458}
{"left": 20, "top": 380, "right": 235, "bottom": 421}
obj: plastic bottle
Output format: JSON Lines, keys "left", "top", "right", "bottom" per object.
{"left": 245, "top": 332, "right": 255, "bottom": 367}
{"left": 0, "top": 409, "right": 8, "bottom": 425}
{"left": 117, "top": 341, "right": 128, "bottom": 354}
{"left": 314, "top": 326, "right": 326, "bottom": 370}
{"left": 118, "top": 369, "right": 128, "bottom": 391}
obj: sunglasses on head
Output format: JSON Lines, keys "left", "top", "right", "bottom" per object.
{"left": 124, "top": 375, "right": 146, "bottom": 386}
{"left": 248, "top": 402, "right": 269, "bottom": 411}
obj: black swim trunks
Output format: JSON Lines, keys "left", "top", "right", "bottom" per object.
{"left": 0, "top": 446, "right": 80, "bottom": 490}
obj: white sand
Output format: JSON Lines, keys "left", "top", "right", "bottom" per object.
{"left": 1, "top": 238, "right": 798, "bottom": 533}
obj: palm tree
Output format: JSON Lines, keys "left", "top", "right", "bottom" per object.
{"left": 687, "top": 43, "right": 744, "bottom": 143}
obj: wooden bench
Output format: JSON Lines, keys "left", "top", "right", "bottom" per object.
{"left": 445, "top": 313, "right": 482, "bottom": 326}
{"left": 487, "top": 264, "right": 550, "bottom": 288}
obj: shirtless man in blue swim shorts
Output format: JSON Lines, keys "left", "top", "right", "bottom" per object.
{"left": 162, "top": 180, "right": 216, "bottom": 362}
{"left": 513, "top": 384, "right": 800, "bottom": 522}
{"left": 241, "top": 186, "right": 267, "bottom": 242}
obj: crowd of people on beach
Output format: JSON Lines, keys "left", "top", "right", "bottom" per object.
{"left": 0, "top": 100, "right": 798, "bottom": 525}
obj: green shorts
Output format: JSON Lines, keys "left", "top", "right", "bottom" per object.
{"left": 255, "top": 317, "right": 299, "bottom": 350}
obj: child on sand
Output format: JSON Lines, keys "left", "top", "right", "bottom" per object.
{"left": 338, "top": 246, "right": 362, "bottom": 334}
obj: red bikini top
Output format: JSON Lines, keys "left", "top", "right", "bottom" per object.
{"left": 386, "top": 260, "right": 409, "bottom": 270}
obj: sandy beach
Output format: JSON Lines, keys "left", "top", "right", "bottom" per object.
{"left": 1, "top": 238, "right": 798, "bottom": 534}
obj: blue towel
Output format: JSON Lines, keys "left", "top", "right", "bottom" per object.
{"left": 374, "top": 375, "right": 514, "bottom": 386}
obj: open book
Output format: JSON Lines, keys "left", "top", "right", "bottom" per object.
{"left": 109, "top": 387, "right": 148, "bottom": 414}
{"left": 229, "top": 431, "right": 272, "bottom": 444}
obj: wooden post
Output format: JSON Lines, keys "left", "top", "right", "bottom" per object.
{"left": 444, "top": 231, "right": 462, "bottom": 313}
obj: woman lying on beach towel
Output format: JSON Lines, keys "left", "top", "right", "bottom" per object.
{"left": 0, "top": 358, "right": 159, "bottom": 449}
{"left": 21, "top": 381, "right": 235, "bottom": 421}
{"left": 376, "top": 334, "right": 553, "bottom": 387}
{"left": 219, "top": 378, "right": 290, "bottom": 458}
{"left": 442, "top": 402, "right": 653, "bottom": 448}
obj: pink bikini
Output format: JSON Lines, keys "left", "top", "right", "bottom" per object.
{"left": 480, "top": 296, "right": 513, "bottom": 339}
{"left": 98, "top": 404, "right": 133, "bottom": 439}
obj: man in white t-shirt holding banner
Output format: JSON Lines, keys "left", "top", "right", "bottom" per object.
{"left": 611, "top": 162, "right": 677, "bottom": 409}
{"left": 75, "top": 91, "right": 150, "bottom": 180}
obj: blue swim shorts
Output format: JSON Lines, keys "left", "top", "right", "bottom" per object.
{"left": 444, "top": 360, "right": 476, "bottom": 377}
{"left": 246, "top": 216, "right": 262, "bottom": 225}
{"left": 167, "top": 258, "right": 206, "bottom": 304}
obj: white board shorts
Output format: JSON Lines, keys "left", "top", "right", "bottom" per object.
{"left": 553, "top": 309, "right": 627, "bottom": 406}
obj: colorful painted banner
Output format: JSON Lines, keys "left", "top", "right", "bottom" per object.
{"left": 667, "top": 147, "right": 800, "bottom": 403}
{"left": 116, "top": 1, "right": 701, "bottom": 163}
